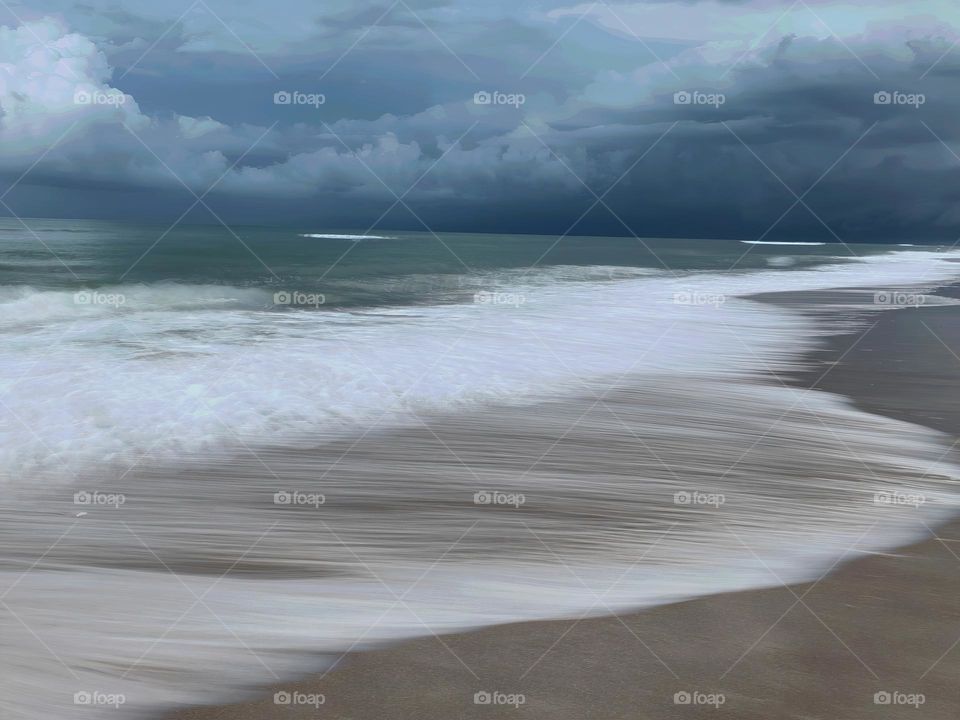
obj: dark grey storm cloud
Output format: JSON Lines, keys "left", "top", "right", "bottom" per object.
{"left": 0, "top": 0, "right": 958, "bottom": 240}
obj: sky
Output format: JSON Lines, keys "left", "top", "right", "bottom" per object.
{"left": 0, "top": 0, "right": 957, "bottom": 240}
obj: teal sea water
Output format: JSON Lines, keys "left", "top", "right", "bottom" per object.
{"left": 0, "top": 218, "right": 897, "bottom": 295}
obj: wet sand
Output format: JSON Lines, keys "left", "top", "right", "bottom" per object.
{"left": 168, "top": 289, "right": 960, "bottom": 720}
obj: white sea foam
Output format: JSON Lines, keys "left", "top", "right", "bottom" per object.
{"left": 0, "top": 250, "right": 956, "bottom": 486}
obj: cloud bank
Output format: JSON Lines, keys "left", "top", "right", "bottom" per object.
{"left": 0, "top": 0, "right": 958, "bottom": 240}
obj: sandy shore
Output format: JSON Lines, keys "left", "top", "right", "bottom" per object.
{"left": 168, "top": 289, "right": 960, "bottom": 720}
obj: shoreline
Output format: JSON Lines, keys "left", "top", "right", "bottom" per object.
{"left": 165, "top": 286, "right": 960, "bottom": 719}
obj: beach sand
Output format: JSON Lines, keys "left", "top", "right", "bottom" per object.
{"left": 168, "top": 289, "right": 960, "bottom": 720}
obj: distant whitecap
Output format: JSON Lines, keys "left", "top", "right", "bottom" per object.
{"left": 299, "top": 233, "right": 398, "bottom": 240}
{"left": 741, "top": 240, "right": 826, "bottom": 246}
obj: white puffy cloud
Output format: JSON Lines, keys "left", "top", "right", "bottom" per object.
{"left": 177, "top": 115, "right": 227, "bottom": 139}
{"left": 0, "top": 18, "right": 141, "bottom": 153}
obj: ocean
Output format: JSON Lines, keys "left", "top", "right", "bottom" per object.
{"left": 1, "top": 219, "right": 959, "bottom": 718}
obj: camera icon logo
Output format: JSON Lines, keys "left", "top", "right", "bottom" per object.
{"left": 473, "top": 491, "right": 493, "bottom": 505}
{"left": 874, "top": 691, "right": 892, "bottom": 705}
{"left": 74, "top": 90, "right": 92, "bottom": 105}
{"left": 74, "top": 291, "right": 92, "bottom": 305}
{"left": 474, "top": 91, "right": 492, "bottom": 105}
{"left": 874, "top": 91, "right": 892, "bottom": 105}
{"left": 274, "top": 491, "right": 292, "bottom": 505}
{"left": 274, "top": 691, "right": 292, "bottom": 705}
{"left": 674, "top": 691, "right": 692, "bottom": 705}
{"left": 273, "top": 291, "right": 292, "bottom": 305}
{"left": 73, "top": 691, "right": 92, "bottom": 705}
{"left": 474, "top": 691, "right": 492, "bottom": 705}
{"left": 673, "top": 91, "right": 692, "bottom": 105}
{"left": 73, "top": 491, "right": 92, "bottom": 505}
{"left": 673, "top": 491, "right": 691, "bottom": 505}
{"left": 274, "top": 91, "right": 292, "bottom": 105}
